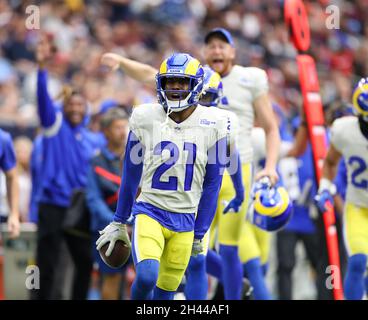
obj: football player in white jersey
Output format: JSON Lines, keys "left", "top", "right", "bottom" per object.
{"left": 315, "top": 77, "right": 368, "bottom": 300}
{"left": 96, "top": 53, "right": 236, "bottom": 300}
{"left": 101, "top": 53, "right": 244, "bottom": 299}
{"left": 184, "top": 66, "right": 244, "bottom": 300}
{"left": 203, "top": 28, "right": 280, "bottom": 299}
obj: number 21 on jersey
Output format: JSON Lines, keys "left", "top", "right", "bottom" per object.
{"left": 152, "top": 141, "right": 197, "bottom": 191}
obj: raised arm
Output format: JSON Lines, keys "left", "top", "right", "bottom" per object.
{"left": 37, "top": 69, "right": 58, "bottom": 128}
{"left": 36, "top": 36, "right": 58, "bottom": 129}
{"left": 101, "top": 53, "right": 157, "bottom": 88}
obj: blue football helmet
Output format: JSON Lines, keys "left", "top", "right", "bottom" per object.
{"left": 200, "top": 66, "right": 223, "bottom": 107}
{"left": 352, "top": 77, "right": 368, "bottom": 118}
{"left": 247, "top": 177, "right": 293, "bottom": 232}
{"left": 156, "top": 53, "right": 204, "bottom": 112}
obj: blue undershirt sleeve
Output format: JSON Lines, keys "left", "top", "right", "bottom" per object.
{"left": 228, "top": 149, "right": 244, "bottom": 198}
{"left": 194, "top": 137, "right": 227, "bottom": 239}
{"left": 113, "top": 131, "right": 144, "bottom": 224}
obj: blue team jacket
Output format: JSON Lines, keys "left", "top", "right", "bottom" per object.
{"left": 37, "top": 69, "right": 103, "bottom": 207}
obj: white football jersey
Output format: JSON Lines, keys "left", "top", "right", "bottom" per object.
{"left": 219, "top": 65, "right": 269, "bottom": 164}
{"left": 212, "top": 107, "right": 239, "bottom": 147}
{"left": 251, "top": 127, "right": 293, "bottom": 173}
{"left": 330, "top": 116, "right": 368, "bottom": 207}
{"left": 129, "top": 103, "right": 233, "bottom": 213}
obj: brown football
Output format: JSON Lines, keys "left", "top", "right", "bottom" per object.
{"left": 99, "top": 240, "right": 131, "bottom": 268}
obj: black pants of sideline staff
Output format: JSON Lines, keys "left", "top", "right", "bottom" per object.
{"left": 276, "top": 230, "right": 319, "bottom": 300}
{"left": 33, "top": 203, "right": 93, "bottom": 300}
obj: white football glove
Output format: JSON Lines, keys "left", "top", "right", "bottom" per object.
{"left": 191, "top": 238, "right": 203, "bottom": 257}
{"left": 96, "top": 222, "right": 131, "bottom": 257}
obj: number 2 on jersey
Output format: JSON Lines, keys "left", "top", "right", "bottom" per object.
{"left": 349, "top": 156, "right": 368, "bottom": 189}
{"left": 151, "top": 141, "right": 197, "bottom": 191}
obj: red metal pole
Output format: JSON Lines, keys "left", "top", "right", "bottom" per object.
{"left": 284, "top": 0, "right": 343, "bottom": 300}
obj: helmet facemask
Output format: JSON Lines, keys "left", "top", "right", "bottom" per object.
{"left": 157, "top": 74, "right": 203, "bottom": 113}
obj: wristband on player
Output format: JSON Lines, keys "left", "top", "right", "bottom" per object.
{"left": 318, "top": 178, "right": 337, "bottom": 196}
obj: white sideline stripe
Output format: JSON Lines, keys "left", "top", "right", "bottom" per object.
{"left": 43, "top": 112, "right": 63, "bottom": 137}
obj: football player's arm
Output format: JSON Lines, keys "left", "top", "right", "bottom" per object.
{"left": 321, "top": 143, "right": 342, "bottom": 183}
{"left": 315, "top": 143, "right": 342, "bottom": 212}
{"left": 195, "top": 138, "right": 226, "bottom": 239}
{"left": 113, "top": 131, "right": 144, "bottom": 224}
{"left": 228, "top": 149, "right": 243, "bottom": 193}
{"left": 254, "top": 93, "right": 281, "bottom": 184}
{"left": 101, "top": 53, "right": 157, "bottom": 88}
{"left": 86, "top": 165, "right": 115, "bottom": 227}
{"left": 223, "top": 148, "right": 244, "bottom": 213}
{"left": 333, "top": 159, "right": 347, "bottom": 202}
